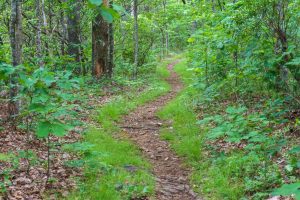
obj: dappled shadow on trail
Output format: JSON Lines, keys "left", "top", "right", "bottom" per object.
{"left": 121, "top": 61, "right": 202, "bottom": 200}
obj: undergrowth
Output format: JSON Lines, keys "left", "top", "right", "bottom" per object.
{"left": 157, "top": 59, "right": 300, "bottom": 200}
{"left": 158, "top": 60, "right": 202, "bottom": 162}
{"left": 64, "top": 59, "right": 172, "bottom": 200}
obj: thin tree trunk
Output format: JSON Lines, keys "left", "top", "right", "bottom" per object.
{"left": 133, "top": 0, "right": 138, "bottom": 79}
{"left": 36, "top": 0, "right": 44, "bottom": 68}
{"left": 211, "top": 0, "right": 216, "bottom": 12}
{"left": 217, "top": 0, "right": 223, "bottom": 11}
{"left": 0, "top": 35, "right": 3, "bottom": 46}
{"left": 107, "top": 0, "right": 114, "bottom": 78}
{"left": 41, "top": 0, "right": 49, "bottom": 55}
{"left": 205, "top": 47, "right": 209, "bottom": 87}
{"left": 67, "top": 0, "right": 81, "bottom": 65}
{"left": 9, "top": 0, "right": 22, "bottom": 116}
{"left": 273, "top": 0, "right": 289, "bottom": 90}
{"left": 163, "top": 0, "right": 168, "bottom": 55}
{"left": 60, "top": 0, "right": 67, "bottom": 56}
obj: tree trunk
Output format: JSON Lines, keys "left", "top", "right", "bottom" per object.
{"left": 36, "top": 0, "right": 44, "bottom": 68}
{"left": 273, "top": 0, "right": 289, "bottom": 90}
{"left": 9, "top": 0, "right": 22, "bottom": 116}
{"left": 133, "top": 0, "right": 138, "bottom": 79}
{"left": 67, "top": 0, "right": 81, "bottom": 65}
{"left": 163, "top": 0, "right": 168, "bottom": 56}
{"left": 92, "top": 0, "right": 109, "bottom": 78}
{"left": 107, "top": 0, "right": 114, "bottom": 78}
{"left": 60, "top": 0, "right": 67, "bottom": 57}
{"left": 41, "top": 0, "right": 49, "bottom": 55}
{"left": 211, "top": 0, "right": 216, "bottom": 12}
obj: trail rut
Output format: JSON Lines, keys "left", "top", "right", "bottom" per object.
{"left": 121, "top": 61, "right": 202, "bottom": 200}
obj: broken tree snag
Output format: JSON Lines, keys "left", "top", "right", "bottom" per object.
{"left": 92, "top": 0, "right": 109, "bottom": 78}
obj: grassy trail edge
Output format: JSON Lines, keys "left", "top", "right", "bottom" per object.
{"left": 65, "top": 58, "right": 177, "bottom": 200}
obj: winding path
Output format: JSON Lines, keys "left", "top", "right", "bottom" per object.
{"left": 121, "top": 61, "right": 202, "bottom": 200}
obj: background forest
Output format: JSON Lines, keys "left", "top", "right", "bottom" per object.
{"left": 0, "top": 0, "right": 299, "bottom": 199}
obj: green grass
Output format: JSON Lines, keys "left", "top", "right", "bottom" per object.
{"left": 158, "top": 59, "right": 202, "bottom": 163}
{"left": 157, "top": 60, "right": 246, "bottom": 199}
{"left": 66, "top": 128, "right": 154, "bottom": 200}
{"left": 157, "top": 60, "right": 244, "bottom": 199}
{"left": 98, "top": 81, "right": 171, "bottom": 130}
{"left": 156, "top": 59, "right": 280, "bottom": 200}
{"left": 66, "top": 59, "right": 173, "bottom": 200}
{"left": 0, "top": 153, "right": 12, "bottom": 162}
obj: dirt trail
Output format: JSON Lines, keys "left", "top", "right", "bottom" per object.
{"left": 121, "top": 61, "right": 202, "bottom": 200}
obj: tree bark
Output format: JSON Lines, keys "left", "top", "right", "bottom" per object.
{"left": 41, "top": 0, "right": 50, "bottom": 55}
{"left": 211, "top": 0, "right": 216, "bottom": 13}
{"left": 60, "top": 0, "right": 67, "bottom": 56}
{"left": 272, "top": 0, "right": 289, "bottom": 90}
{"left": 107, "top": 0, "right": 114, "bottom": 78}
{"left": 0, "top": 35, "right": 3, "bottom": 46}
{"left": 163, "top": 0, "right": 168, "bottom": 56}
{"left": 67, "top": 0, "right": 81, "bottom": 65}
{"left": 92, "top": 0, "right": 109, "bottom": 78}
{"left": 133, "top": 0, "right": 138, "bottom": 79}
{"left": 35, "top": 0, "right": 44, "bottom": 68}
{"left": 9, "top": 0, "right": 22, "bottom": 116}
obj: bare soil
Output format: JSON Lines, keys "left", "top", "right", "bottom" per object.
{"left": 121, "top": 61, "right": 202, "bottom": 200}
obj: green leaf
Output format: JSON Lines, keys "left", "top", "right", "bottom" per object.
{"left": 226, "top": 106, "right": 247, "bottom": 114}
{"left": 187, "top": 37, "right": 195, "bottom": 43}
{"left": 112, "top": 4, "right": 125, "bottom": 13}
{"left": 272, "top": 182, "right": 300, "bottom": 200}
{"left": 285, "top": 164, "right": 294, "bottom": 172}
{"left": 43, "top": 75, "right": 56, "bottom": 86}
{"left": 63, "top": 142, "right": 95, "bottom": 152}
{"left": 37, "top": 121, "right": 52, "bottom": 138}
{"left": 289, "top": 146, "right": 300, "bottom": 154}
{"left": 0, "top": 153, "right": 12, "bottom": 161}
{"left": 142, "top": 186, "right": 149, "bottom": 194}
{"left": 89, "top": 0, "right": 102, "bottom": 6}
{"left": 208, "top": 126, "right": 226, "bottom": 139}
{"left": 286, "top": 57, "right": 300, "bottom": 66}
{"left": 29, "top": 103, "right": 43, "bottom": 111}
{"left": 217, "top": 42, "right": 224, "bottom": 49}
{"left": 36, "top": 120, "right": 71, "bottom": 138}
{"left": 51, "top": 122, "right": 70, "bottom": 137}
{"left": 23, "top": 78, "right": 36, "bottom": 88}
{"left": 100, "top": 8, "right": 114, "bottom": 23}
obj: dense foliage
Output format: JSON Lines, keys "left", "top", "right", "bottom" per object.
{"left": 0, "top": 0, "right": 299, "bottom": 199}
{"left": 184, "top": 0, "right": 300, "bottom": 199}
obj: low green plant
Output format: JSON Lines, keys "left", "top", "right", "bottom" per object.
{"left": 272, "top": 182, "right": 300, "bottom": 200}
{"left": 66, "top": 59, "right": 173, "bottom": 199}
{"left": 0, "top": 63, "right": 81, "bottom": 184}
{"left": 19, "top": 68, "right": 80, "bottom": 181}
{"left": 0, "top": 151, "right": 39, "bottom": 195}
{"left": 156, "top": 60, "right": 293, "bottom": 199}
{"left": 158, "top": 59, "right": 201, "bottom": 162}
{"left": 0, "top": 169, "right": 11, "bottom": 195}
{"left": 0, "top": 153, "right": 13, "bottom": 194}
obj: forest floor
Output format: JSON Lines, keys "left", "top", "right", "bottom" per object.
{"left": 1, "top": 56, "right": 201, "bottom": 200}
{"left": 2, "top": 56, "right": 297, "bottom": 200}
{"left": 0, "top": 87, "right": 113, "bottom": 199}
{"left": 121, "top": 60, "right": 201, "bottom": 200}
